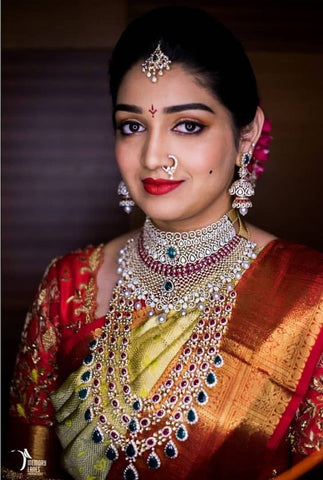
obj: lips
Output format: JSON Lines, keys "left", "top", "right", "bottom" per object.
{"left": 142, "top": 178, "right": 184, "bottom": 195}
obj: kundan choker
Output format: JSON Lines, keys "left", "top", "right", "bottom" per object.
{"left": 74, "top": 214, "right": 258, "bottom": 480}
{"left": 117, "top": 216, "right": 253, "bottom": 321}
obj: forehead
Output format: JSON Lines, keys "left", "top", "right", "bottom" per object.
{"left": 116, "top": 63, "right": 219, "bottom": 107}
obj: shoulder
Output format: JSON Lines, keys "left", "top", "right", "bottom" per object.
{"left": 253, "top": 238, "right": 323, "bottom": 298}
{"left": 242, "top": 223, "right": 323, "bottom": 306}
{"left": 95, "top": 230, "right": 139, "bottom": 318}
{"left": 44, "top": 243, "right": 105, "bottom": 282}
{"left": 95, "top": 229, "right": 139, "bottom": 282}
{"left": 246, "top": 222, "right": 277, "bottom": 249}
{"left": 102, "top": 230, "right": 138, "bottom": 269}
{"left": 261, "top": 238, "right": 323, "bottom": 271}
{"left": 41, "top": 230, "right": 137, "bottom": 290}
{"left": 33, "top": 233, "right": 138, "bottom": 326}
{"left": 247, "top": 222, "right": 322, "bottom": 272}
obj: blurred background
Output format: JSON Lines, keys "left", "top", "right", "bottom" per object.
{"left": 2, "top": 0, "right": 323, "bottom": 457}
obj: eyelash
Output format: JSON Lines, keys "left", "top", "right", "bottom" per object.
{"left": 116, "top": 119, "right": 205, "bottom": 136}
{"left": 117, "top": 121, "right": 145, "bottom": 135}
{"left": 172, "top": 120, "right": 205, "bottom": 135}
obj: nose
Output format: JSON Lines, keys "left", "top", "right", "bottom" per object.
{"left": 141, "top": 128, "right": 167, "bottom": 172}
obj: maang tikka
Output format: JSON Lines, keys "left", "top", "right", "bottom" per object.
{"left": 118, "top": 180, "right": 135, "bottom": 214}
{"left": 141, "top": 43, "right": 172, "bottom": 83}
{"left": 229, "top": 149, "right": 255, "bottom": 216}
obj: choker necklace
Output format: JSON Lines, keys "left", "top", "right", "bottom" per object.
{"left": 117, "top": 215, "right": 255, "bottom": 321}
{"left": 76, "top": 214, "right": 258, "bottom": 480}
{"left": 141, "top": 215, "right": 236, "bottom": 265}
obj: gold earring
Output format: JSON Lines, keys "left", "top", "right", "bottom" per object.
{"left": 118, "top": 181, "right": 135, "bottom": 214}
{"left": 229, "top": 152, "right": 254, "bottom": 216}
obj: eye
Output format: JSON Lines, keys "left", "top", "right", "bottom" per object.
{"left": 173, "top": 120, "right": 205, "bottom": 134}
{"left": 117, "top": 121, "right": 145, "bottom": 135}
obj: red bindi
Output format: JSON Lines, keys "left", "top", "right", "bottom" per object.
{"left": 149, "top": 105, "right": 157, "bottom": 118}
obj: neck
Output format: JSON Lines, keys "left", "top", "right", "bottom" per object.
{"left": 148, "top": 203, "right": 232, "bottom": 233}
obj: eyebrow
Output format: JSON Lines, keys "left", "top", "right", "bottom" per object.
{"left": 115, "top": 104, "right": 143, "bottom": 114}
{"left": 163, "top": 103, "right": 214, "bottom": 114}
{"left": 114, "top": 102, "right": 214, "bottom": 115}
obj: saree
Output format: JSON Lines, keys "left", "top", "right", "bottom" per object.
{"left": 7, "top": 239, "right": 323, "bottom": 479}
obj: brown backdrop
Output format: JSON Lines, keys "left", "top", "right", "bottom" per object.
{"left": 2, "top": 0, "right": 323, "bottom": 458}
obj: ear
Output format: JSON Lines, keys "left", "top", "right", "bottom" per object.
{"left": 235, "top": 106, "right": 265, "bottom": 167}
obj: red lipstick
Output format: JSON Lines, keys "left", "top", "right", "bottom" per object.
{"left": 142, "top": 178, "right": 184, "bottom": 195}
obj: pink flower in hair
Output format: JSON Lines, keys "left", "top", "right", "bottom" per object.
{"left": 248, "top": 115, "right": 273, "bottom": 181}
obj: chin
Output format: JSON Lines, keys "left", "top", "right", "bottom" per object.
{"left": 142, "top": 207, "right": 184, "bottom": 224}
{"left": 137, "top": 198, "right": 184, "bottom": 222}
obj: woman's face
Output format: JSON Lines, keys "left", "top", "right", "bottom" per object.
{"left": 115, "top": 63, "right": 240, "bottom": 231}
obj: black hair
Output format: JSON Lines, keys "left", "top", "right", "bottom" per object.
{"left": 109, "top": 6, "right": 259, "bottom": 139}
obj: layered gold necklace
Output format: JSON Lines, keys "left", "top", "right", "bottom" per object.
{"left": 77, "top": 214, "right": 257, "bottom": 480}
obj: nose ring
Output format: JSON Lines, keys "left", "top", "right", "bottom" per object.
{"left": 162, "top": 154, "right": 178, "bottom": 180}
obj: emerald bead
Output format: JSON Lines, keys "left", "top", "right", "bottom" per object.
{"left": 187, "top": 408, "right": 198, "bottom": 424}
{"left": 83, "top": 353, "right": 93, "bottom": 365}
{"left": 197, "top": 389, "right": 208, "bottom": 404}
{"left": 166, "top": 247, "right": 177, "bottom": 259}
{"left": 242, "top": 153, "right": 250, "bottom": 166}
{"left": 78, "top": 388, "right": 88, "bottom": 400}
{"left": 81, "top": 370, "right": 91, "bottom": 382}
{"left": 147, "top": 452, "right": 161, "bottom": 469}
{"left": 125, "top": 441, "right": 136, "bottom": 458}
{"left": 124, "top": 465, "right": 138, "bottom": 480}
{"left": 164, "top": 280, "right": 173, "bottom": 291}
{"left": 92, "top": 428, "right": 103, "bottom": 444}
{"left": 132, "top": 399, "right": 142, "bottom": 411}
{"left": 128, "top": 419, "right": 138, "bottom": 432}
{"left": 164, "top": 441, "right": 178, "bottom": 459}
{"left": 176, "top": 425, "right": 188, "bottom": 441}
{"left": 106, "top": 445, "right": 118, "bottom": 461}
{"left": 206, "top": 372, "right": 217, "bottom": 386}
{"left": 89, "top": 339, "right": 97, "bottom": 350}
{"left": 214, "top": 354, "right": 224, "bottom": 367}
{"left": 84, "top": 408, "right": 92, "bottom": 422}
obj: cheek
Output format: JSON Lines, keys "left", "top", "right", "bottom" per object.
{"left": 195, "top": 150, "right": 235, "bottom": 189}
{"left": 115, "top": 141, "right": 134, "bottom": 176}
{"left": 114, "top": 140, "right": 122, "bottom": 165}
{"left": 201, "top": 141, "right": 237, "bottom": 180}
{"left": 185, "top": 135, "right": 231, "bottom": 173}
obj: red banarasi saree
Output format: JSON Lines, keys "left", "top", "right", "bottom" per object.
{"left": 7, "top": 239, "right": 323, "bottom": 479}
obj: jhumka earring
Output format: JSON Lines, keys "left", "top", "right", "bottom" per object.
{"left": 141, "top": 43, "right": 172, "bottom": 83}
{"left": 229, "top": 151, "right": 255, "bottom": 216}
{"left": 118, "top": 180, "right": 135, "bottom": 214}
{"left": 162, "top": 154, "right": 178, "bottom": 180}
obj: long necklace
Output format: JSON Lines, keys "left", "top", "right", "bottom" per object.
{"left": 77, "top": 214, "right": 257, "bottom": 480}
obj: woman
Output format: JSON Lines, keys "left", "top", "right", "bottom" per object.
{"left": 5, "top": 6, "right": 322, "bottom": 480}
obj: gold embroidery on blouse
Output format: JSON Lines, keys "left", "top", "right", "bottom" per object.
{"left": 312, "top": 375, "right": 323, "bottom": 393}
{"left": 66, "top": 245, "right": 104, "bottom": 330}
{"left": 37, "top": 289, "right": 47, "bottom": 310}
{"left": 74, "top": 277, "right": 96, "bottom": 324}
{"left": 89, "top": 244, "right": 104, "bottom": 272}
{"left": 42, "top": 326, "right": 57, "bottom": 351}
